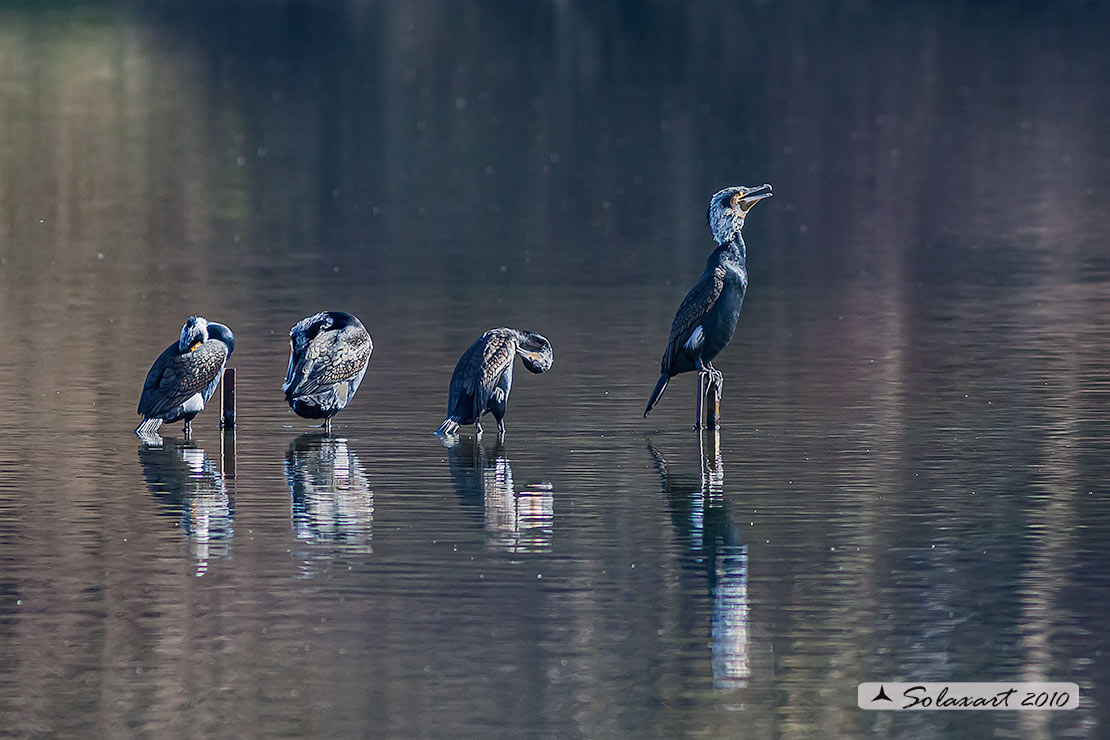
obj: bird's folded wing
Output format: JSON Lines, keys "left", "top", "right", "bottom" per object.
{"left": 662, "top": 267, "right": 725, "bottom": 372}
{"left": 454, "top": 332, "right": 514, "bottom": 418}
{"left": 286, "top": 328, "right": 371, "bottom": 398}
{"left": 139, "top": 341, "right": 227, "bottom": 417}
{"left": 476, "top": 332, "right": 516, "bottom": 401}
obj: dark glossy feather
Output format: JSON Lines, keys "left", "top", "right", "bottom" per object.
{"left": 643, "top": 374, "right": 670, "bottom": 417}
{"left": 661, "top": 265, "right": 725, "bottom": 375}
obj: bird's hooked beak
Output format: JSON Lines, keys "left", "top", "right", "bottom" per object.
{"left": 737, "top": 184, "right": 773, "bottom": 212}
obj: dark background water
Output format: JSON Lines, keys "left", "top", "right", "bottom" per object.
{"left": 1, "top": 1, "right": 1109, "bottom": 738}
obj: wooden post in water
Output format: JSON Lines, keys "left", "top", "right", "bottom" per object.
{"left": 706, "top": 377, "right": 720, "bottom": 429}
{"left": 220, "top": 425, "right": 236, "bottom": 480}
{"left": 220, "top": 368, "right": 236, "bottom": 479}
{"left": 221, "top": 367, "right": 236, "bottom": 429}
{"left": 706, "top": 426, "right": 720, "bottom": 459}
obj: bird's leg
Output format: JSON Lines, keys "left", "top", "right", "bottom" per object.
{"left": 706, "top": 364, "right": 723, "bottom": 429}
{"left": 475, "top": 419, "right": 484, "bottom": 438}
{"left": 324, "top": 418, "right": 332, "bottom": 435}
{"left": 694, "top": 358, "right": 714, "bottom": 430}
{"left": 695, "top": 371, "right": 706, "bottom": 430}
{"left": 183, "top": 419, "right": 192, "bottom": 438}
{"left": 497, "top": 419, "right": 506, "bottom": 440}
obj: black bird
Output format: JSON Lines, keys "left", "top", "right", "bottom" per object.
{"left": 136, "top": 316, "right": 235, "bottom": 438}
{"left": 436, "top": 328, "right": 553, "bottom": 438}
{"left": 283, "top": 311, "right": 373, "bottom": 433}
{"left": 643, "top": 184, "right": 772, "bottom": 426}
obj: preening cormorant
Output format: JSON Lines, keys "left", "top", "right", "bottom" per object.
{"left": 283, "top": 311, "right": 373, "bottom": 433}
{"left": 136, "top": 316, "right": 235, "bottom": 437}
{"left": 643, "top": 184, "right": 772, "bottom": 426}
{"left": 436, "top": 328, "right": 553, "bottom": 439}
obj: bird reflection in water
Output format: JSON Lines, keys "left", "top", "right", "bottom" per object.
{"left": 138, "top": 435, "right": 234, "bottom": 577}
{"left": 444, "top": 435, "right": 553, "bottom": 553}
{"left": 285, "top": 434, "right": 374, "bottom": 567}
{"left": 649, "top": 431, "right": 749, "bottom": 689}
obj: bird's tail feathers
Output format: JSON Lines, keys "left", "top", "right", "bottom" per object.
{"left": 135, "top": 417, "right": 164, "bottom": 435}
{"left": 436, "top": 417, "right": 460, "bottom": 435}
{"left": 643, "top": 375, "right": 670, "bottom": 418}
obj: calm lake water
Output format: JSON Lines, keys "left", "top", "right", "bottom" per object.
{"left": 2, "top": 2, "right": 1109, "bottom": 738}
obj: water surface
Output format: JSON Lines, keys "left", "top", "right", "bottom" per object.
{"left": 1, "top": 2, "right": 1109, "bottom": 738}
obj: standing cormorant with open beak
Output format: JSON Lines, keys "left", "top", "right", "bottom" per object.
{"left": 436, "top": 328, "right": 553, "bottom": 439}
{"left": 283, "top": 311, "right": 373, "bottom": 434}
{"left": 643, "top": 184, "right": 772, "bottom": 427}
{"left": 136, "top": 315, "right": 235, "bottom": 438}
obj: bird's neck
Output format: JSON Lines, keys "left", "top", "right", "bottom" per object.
{"left": 717, "top": 233, "right": 746, "bottom": 266}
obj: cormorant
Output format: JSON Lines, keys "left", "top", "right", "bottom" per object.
{"left": 136, "top": 316, "right": 235, "bottom": 438}
{"left": 283, "top": 311, "right": 373, "bottom": 433}
{"left": 643, "top": 184, "right": 772, "bottom": 426}
{"left": 436, "top": 328, "right": 553, "bottom": 439}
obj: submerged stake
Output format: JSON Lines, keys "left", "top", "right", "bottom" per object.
{"left": 221, "top": 426, "right": 236, "bottom": 480}
{"left": 706, "top": 377, "right": 720, "bottom": 429}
